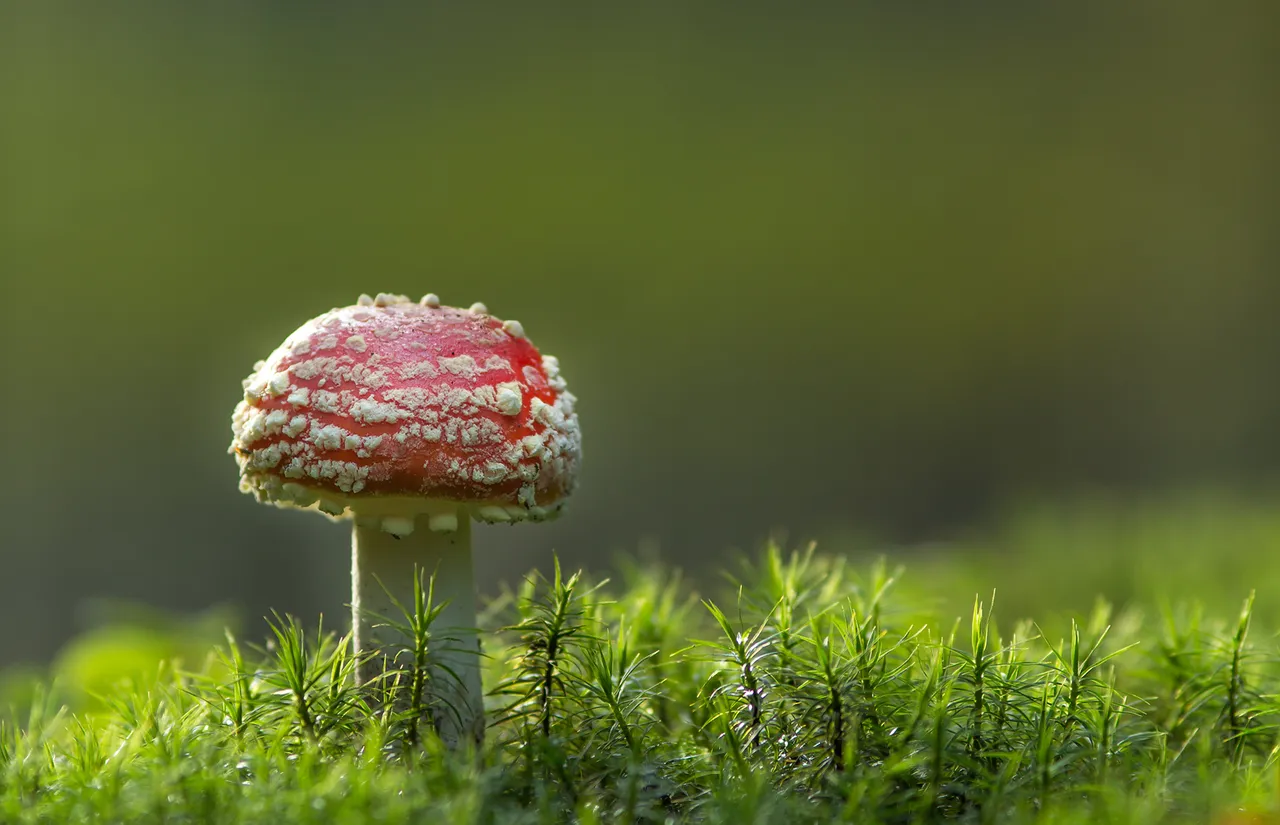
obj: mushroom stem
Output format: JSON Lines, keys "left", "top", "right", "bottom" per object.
{"left": 351, "top": 515, "right": 485, "bottom": 748}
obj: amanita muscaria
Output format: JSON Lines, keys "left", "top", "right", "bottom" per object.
{"left": 229, "top": 292, "right": 581, "bottom": 746}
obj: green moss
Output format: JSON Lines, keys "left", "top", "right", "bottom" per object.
{"left": 4, "top": 546, "right": 1280, "bottom": 823}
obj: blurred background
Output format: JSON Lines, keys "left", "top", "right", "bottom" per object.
{"left": 2, "top": 2, "right": 1278, "bottom": 693}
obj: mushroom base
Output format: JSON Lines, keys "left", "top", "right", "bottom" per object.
{"left": 351, "top": 515, "right": 485, "bottom": 749}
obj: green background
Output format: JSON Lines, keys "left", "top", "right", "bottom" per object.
{"left": 2, "top": 2, "right": 1277, "bottom": 670}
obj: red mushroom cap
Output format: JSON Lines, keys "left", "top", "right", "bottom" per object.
{"left": 230, "top": 293, "right": 580, "bottom": 533}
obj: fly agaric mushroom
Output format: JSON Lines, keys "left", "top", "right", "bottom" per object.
{"left": 229, "top": 292, "right": 581, "bottom": 747}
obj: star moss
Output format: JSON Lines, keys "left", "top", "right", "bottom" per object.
{"left": 2, "top": 545, "right": 1277, "bottom": 824}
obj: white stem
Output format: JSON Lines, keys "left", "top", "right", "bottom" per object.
{"left": 351, "top": 515, "right": 484, "bottom": 748}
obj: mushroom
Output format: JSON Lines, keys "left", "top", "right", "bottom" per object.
{"left": 228, "top": 293, "right": 581, "bottom": 747}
